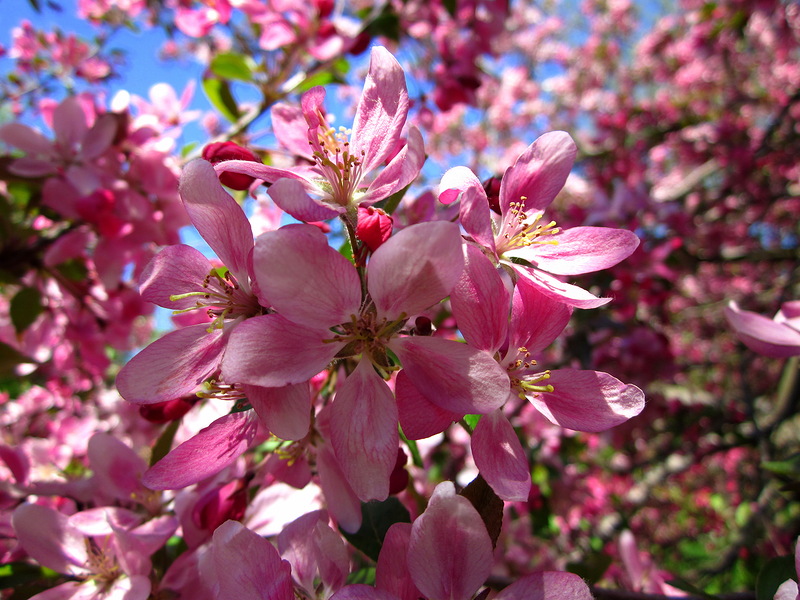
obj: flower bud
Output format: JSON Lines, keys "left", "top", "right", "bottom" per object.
{"left": 202, "top": 141, "right": 260, "bottom": 190}
{"left": 139, "top": 396, "right": 196, "bottom": 423}
{"left": 356, "top": 206, "right": 393, "bottom": 252}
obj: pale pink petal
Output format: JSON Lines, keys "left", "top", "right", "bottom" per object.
{"left": 376, "top": 523, "right": 421, "bottom": 600}
{"left": 252, "top": 224, "right": 361, "bottom": 328}
{"left": 529, "top": 369, "right": 645, "bottom": 432}
{"left": 142, "top": 411, "right": 259, "bottom": 490}
{"left": 244, "top": 382, "right": 312, "bottom": 441}
{"left": 514, "top": 266, "right": 610, "bottom": 309}
{"left": 0, "top": 122, "right": 55, "bottom": 156}
{"left": 9, "top": 157, "right": 58, "bottom": 177}
{"left": 87, "top": 433, "right": 147, "bottom": 501}
{"left": 500, "top": 131, "right": 577, "bottom": 214}
{"left": 330, "top": 586, "right": 399, "bottom": 600}
{"left": 139, "top": 244, "right": 214, "bottom": 310}
{"left": 361, "top": 127, "right": 425, "bottom": 205}
{"left": 25, "top": 581, "right": 92, "bottom": 599}
{"left": 116, "top": 324, "right": 225, "bottom": 404}
{"left": 105, "top": 575, "right": 152, "bottom": 600}
{"left": 278, "top": 510, "right": 348, "bottom": 594}
{"left": 775, "top": 580, "right": 800, "bottom": 600}
{"left": 509, "top": 275, "right": 572, "bottom": 353}
{"left": 53, "top": 96, "right": 89, "bottom": 151}
{"left": 471, "top": 410, "right": 531, "bottom": 501}
{"left": 508, "top": 226, "right": 640, "bottom": 276}
{"left": 268, "top": 177, "right": 343, "bottom": 221}
{"left": 179, "top": 159, "right": 254, "bottom": 283}
{"left": 316, "top": 445, "right": 362, "bottom": 533}
{"left": 395, "top": 370, "right": 461, "bottom": 440}
{"left": 350, "top": 46, "right": 409, "bottom": 174}
{"left": 391, "top": 336, "right": 508, "bottom": 415}
{"left": 439, "top": 166, "right": 495, "bottom": 253}
{"left": 330, "top": 360, "right": 398, "bottom": 501}
{"left": 213, "top": 158, "right": 310, "bottom": 185}
{"left": 451, "top": 245, "right": 510, "bottom": 353}
{"left": 12, "top": 504, "right": 87, "bottom": 575}
{"left": 407, "top": 482, "right": 493, "bottom": 600}
{"left": 494, "top": 571, "right": 594, "bottom": 600}
{"left": 369, "top": 221, "right": 464, "bottom": 321}
{"left": 618, "top": 530, "right": 646, "bottom": 590}
{"left": 68, "top": 507, "right": 140, "bottom": 536}
{"left": 272, "top": 102, "right": 314, "bottom": 159}
{"left": 222, "top": 314, "right": 343, "bottom": 387}
{"left": 210, "top": 520, "right": 294, "bottom": 600}
{"left": 725, "top": 302, "right": 800, "bottom": 358}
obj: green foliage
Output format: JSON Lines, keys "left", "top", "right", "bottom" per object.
{"left": 0, "top": 341, "right": 33, "bottom": 377}
{"left": 756, "top": 555, "right": 796, "bottom": 600}
{"left": 210, "top": 52, "right": 256, "bottom": 82}
{"left": 10, "top": 286, "right": 43, "bottom": 334}
{"left": 341, "top": 497, "right": 411, "bottom": 561}
{"left": 0, "top": 562, "right": 59, "bottom": 599}
{"left": 202, "top": 78, "right": 241, "bottom": 122}
{"left": 567, "top": 551, "right": 612, "bottom": 585}
{"left": 346, "top": 567, "right": 376, "bottom": 585}
{"left": 150, "top": 419, "right": 181, "bottom": 467}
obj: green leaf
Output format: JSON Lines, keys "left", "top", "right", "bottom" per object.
{"left": 150, "top": 419, "right": 181, "bottom": 467}
{"left": 0, "top": 561, "right": 58, "bottom": 589}
{"left": 10, "top": 287, "right": 43, "bottom": 334}
{"left": 202, "top": 78, "right": 241, "bottom": 123}
{"left": 210, "top": 52, "right": 255, "bottom": 82}
{"left": 756, "top": 555, "right": 796, "bottom": 600}
{"left": 460, "top": 474, "right": 503, "bottom": 548}
{"left": 346, "top": 567, "right": 376, "bottom": 585}
{"left": 567, "top": 551, "right": 613, "bottom": 585}
{"left": 293, "top": 70, "right": 343, "bottom": 93}
{"left": 341, "top": 497, "right": 411, "bottom": 561}
{"left": 443, "top": 0, "right": 457, "bottom": 17}
{"left": 0, "top": 341, "right": 33, "bottom": 377}
{"left": 763, "top": 455, "right": 800, "bottom": 477}
{"left": 462, "top": 414, "right": 481, "bottom": 431}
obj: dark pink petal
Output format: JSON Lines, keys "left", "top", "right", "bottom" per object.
{"left": 471, "top": 411, "right": 531, "bottom": 501}
{"left": 278, "top": 510, "right": 348, "bottom": 594}
{"left": 724, "top": 302, "right": 800, "bottom": 358}
{"left": 509, "top": 226, "right": 640, "bottom": 276}
{"left": 268, "top": 178, "right": 343, "bottom": 221}
{"left": 87, "top": 433, "right": 148, "bottom": 501}
{"left": 222, "top": 314, "right": 342, "bottom": 387}
{"left": 81, "top": 113, "right": 117, "bottom": 160}
{"left": 210, "top": 520, "right": 294, "bottom": 600}
{"left": 317, "top": 445, "right": 362, "bottom": 533}
{"left": 214, "top": 158, "right": 310, "bottom": 185}
{"left": 272, "top": 102, "right": 314, "bottom": 159}
{"left": 530, "top": 369, "right": 645, "bottom": 432}
{"left": 779, "top": 300, "right": 800, "bottom": 322}
{"left": 244, "top": 382, "right": 312, "bottom": 441}
{"left": 439, "top": 166, "right": 495, "bottom": 253}
{"left": 451, "top": 245, "right": 510, "bottom": 353}
{"left": 500, "top": 131, "right": 577, "bottom": 214}
{"left": 11, "top": 504, "right": 87, "bottom": 575}
{"left": 252, "top": 224, "right": 361, "bottom": 328}
{"left": 330, "top": 361, "right": 398, "bottom": 502}
{"left": 139, "top": 244, "right": 214, "bottom": 310}
{"left": 351, "top": 46, "right": 409, "bottom": 174}
{"left": 494, "top": 572, "right": 594, "bottom": 600}
{"left": 0, "top": 445, "right": 29, "bottom": 484}
{"left": 53, "top": 96, "right": 89, "bottom": 151}
{"left": 361, "top": 127, "right": 425, "bottom": 206}
{"left": 407, "top": 482, "right": 493, "bottom": 600}
{"left": 391, "top": 337, "right": 508, "bottom": 415}
{"left": 509, "top": 275, "right": 572, "bottom": 354}
{"left": 513, "top": 266, "right": 610, "bottom": 309}
{"left": 68, "top": 507, "right": 140, "bottom": 537}
{"left": 116, "top": 324, "right": 225, "bottom": 404}
{"left": 395, "top": 371, "right": 461, "bottom": 440}
{"left": 142, "top": 411, "right": 259, "bottom": 490}
{"left": 369, "top": 221, "right": 464, "bottom": 320}
{"left": 376, "top": 523, "right": 421, "bottom": 600}
{"left": 8, "top": 157, "right": 58, "bottom": 177}
{"left": 0, "top": 122, "right": 54, "bottom": 156}
{"left": 330, "top": 586, "right": 399, "bottom": 600}
{"left": 179, "top": 159, "right": 254, "bottom": 283}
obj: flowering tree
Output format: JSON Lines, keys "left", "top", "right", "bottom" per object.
{"left": 1, "top": 1, "right": 799, "bottom": 599}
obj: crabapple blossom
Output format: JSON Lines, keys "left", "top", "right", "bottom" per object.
{"left": 724, "top": 300, "right": 800, "bottom": 358}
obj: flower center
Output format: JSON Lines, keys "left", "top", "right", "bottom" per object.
{"left": 169, "top": 266, "right": 261, "bottom": 332}
{"left": 326, "top": 310, "right": 407, "bottom": 374}
{"left": 506, "top": 347, "right": 554, "bottom": 399}
{"left": 495, "top": 197, "right": 560, "bottom": 255}
{"left": 310, "top": 123, "right": 365, "bottom": 207}
{"left": 84, "top": 538, "right": 120, "bottom": 585}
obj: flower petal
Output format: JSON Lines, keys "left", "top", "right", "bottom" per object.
{"left": 317, "top": 445, "right": 363, "bottom": 534}
{"left": 369, "top": 221, "right": 464, "bottom": 320}
{"left": 500, "top": 131, "right": 577, "bottom": 214}
{"left": 179, "top": 159, "right": 254, "bottom": 283}
{"left": 87, "top": 433, "right": 148, "bottom": 502}
{"left": 268, "top": 178, "right": 343, "bottom": 221}
{"left": 330, "top": 361, "right": 398, "bottom": 502}
{"left": 139, "top": 244, "right": 214, "bottom": 310}
{"left": 330, "top": 586, "right": 399, "bottom": 600}
{"left": 395, "top": 370, "right": 461, "bottom": 440}
{"left": 12, "top": 504, "right": 87, "bottom": 575}
{"left": 494, "top": 572, "right": 594, "bottom": 600}
{"left": 530, "top": 369, "right": 645, "bottom": 432}
{"left": 361, "top": 127, "right": 425, "bottom": 206}
{"left": 471, "top": 410, "right": 531, "bottom": 501}
{"left": 509, "top": 275, "right": 572, "bottom": 354}
{"left": 0, "top": 123, "right": 55, "bottom": 156}
{"left": 351, "top": 46, "right": 410, "bottom": 174}
{"left": 375, "top": 523, "right": 421, "bottom": 600}
{"left": 142, "top": 411, "right": 260, "bottom": 490}
{"left": 252, "top": 224, "right": 361, "bottom": 328}
{"left": 514, "top": 266, "right": 610, "bottom": 309}
{"left": 272, "top": 102, "right": 314, "bottom": 160}
{"left": 391, "top": 337, "right": 508, "bottom": 415}
{"left": 222, "top": 314, "right": 342, "bottom": 387}
{"left": 116, "top": 323, "right": 225, "bottom": 404}
{"left": 53, "top": 96, "right": 89, "bottom": 151}
{"left": 407, "top": 482, "right": 493, "bottom": 600}
{"left": 509, "top": 226, "right": 640, "bottom": 276}
{"left": 725, "top": 301, "right": 800, "bottom": 358}
{"left": 244, "top": 382, "right": 312, "bottom": 441}
{"left": 439, "top": 166, "right": 495, "bottom": 253}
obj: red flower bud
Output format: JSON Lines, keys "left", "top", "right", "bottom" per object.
{"left": 139, "top": 396, "right": 196, "bottom": 423}
{"left": 356, "top": 206, "right": 393, "bottom": 253}
{"left": 192, "top": 477, "right": 251, "bottom": 532}
{"left": 202, "top": 141, "right": 260, "bottom": 191}
{"left": 388, "top": 448, "right": 409, "bottom": 495}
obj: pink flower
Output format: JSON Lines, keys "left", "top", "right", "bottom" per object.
{"left": 724, "top": 300, "right": 800, "bottom": 358}
{"left": 439, "top": 131, "right": 640, "bottom": 308}
{"left": 214, "top": 46, "right": 424, "bottom": 221}
{"left": 222, "top": 221, "right": 509, "bottom": 501}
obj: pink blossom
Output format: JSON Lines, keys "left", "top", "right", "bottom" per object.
{"left": 724, "top": 300, "right": 800, "bottom": 357}
{"left": 439, "top": 131, "right": 640, "bottom": 308}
